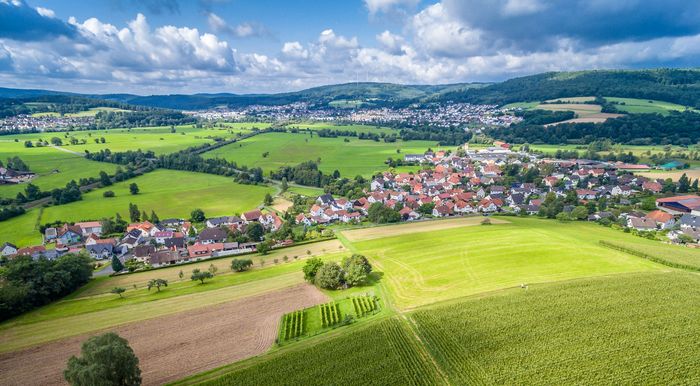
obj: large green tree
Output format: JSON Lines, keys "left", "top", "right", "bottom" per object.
{"left": 64, "top": 333, "right": 141, "bottom": 386}
{"left": 302, "top": 257, "right": 324, "bottom": 283}
{"left": 315, "top": 262, "right": 344, "bottom": 289}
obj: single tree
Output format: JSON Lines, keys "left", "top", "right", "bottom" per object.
{"left": 150, "top": 210, "right": 159, "bottom": 224}
{"left": 257, "top": 240, "right": 271, "bottom": 255}
{"left": 280, "top": 177, "right": 289, "bottom": 192}
{"left": 178, "top": 270, "right": 184, "bottom": 281}
{"left": 111, "top": 287, "right": 126, "bottom": 298}
{"left": 246, "top": 222, "right": 264, "bottom": 241}
{"left": 129, "top": 183, "right": 139, "bottom": 195}
{"left": 208, "top": 263, "right": 218, "bottom": 275}
{"left": 99, "top": 171, "right": 112, "bottom": 187}
{"left": 64, "top": 333, "right": 141, "bottom": 386}
{"left": 190, "top": 208, "right": 205, "bottom": 222}
{"left": 128, "top": 203, "right": 140, "bottom": 223}
{"left": 146, "top": 278, "right": 168, "bottom": 292}
{"left": 315, "top": 262, "right": 344, "bottom": 289}
{"left": 231, "top": 259, "right": 253, "bottom": 272}
{"left": 111, "top": 256, "right": 124, "bottom": 272}
{"left": 191, "top": 269, "right": 213, "bottom": 284}
{"left": 264, "top": 193, "right": 274, "bottom": 206}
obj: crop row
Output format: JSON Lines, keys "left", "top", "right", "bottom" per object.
{"left": 319, "top": 302, "right": 340, "bottom": 328}
{"left": 281, "top": 310, "right": 304, "bottom": 341}
{"left": 352, "top": 295, "right": 377, "bottom": 317}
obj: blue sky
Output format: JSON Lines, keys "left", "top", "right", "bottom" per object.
{"left": 1, "top": 0, "right": 699, "bottom": 95}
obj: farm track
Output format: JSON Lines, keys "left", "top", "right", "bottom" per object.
{"left": 0, "top": 284, "right": 328, "bottom": 386}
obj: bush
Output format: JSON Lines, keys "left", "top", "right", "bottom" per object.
{"left": 231, "top": 259, "right": 253, "bottom": 272}
{"left": 103, "top": 190, "right": 115, "bottom": 198}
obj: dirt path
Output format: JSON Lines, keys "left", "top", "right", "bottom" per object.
{"left": 0, "top": 284, "right": 328, "bottom": 386}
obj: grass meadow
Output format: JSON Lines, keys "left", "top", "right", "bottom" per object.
{"left": 287, "top": 122, "right": 397, "bottom": 135}
{"left": 605, "top": 97, "right": 698, "bottom": 115}
{"left": 0, "top": 169, "right": 274, "bottom": 246}
{"left": 202, "top": 132, "right": 438, "bottom": 177}
{"left": 348, "top": 217, "right": 664, "bottom": 310}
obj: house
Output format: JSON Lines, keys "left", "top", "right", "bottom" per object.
{"left": 133, "top": 245, "right": 156, "bottom": 263}
{"left": 198, "top": 227, "right": 227, "bottom": 244}
{"left": 1, "top": 242, "right": 18, "bottom": 256}
{"left": 44, "top": 227, "right": 57, "bottom": 242}
{"left": 680, "top": 214, "right": 700, "bottom": 230}
{"left": 0, "top": 167, "right": 35, "bottom": 184}
{"left": 16, "top": 245, "right": 47, "bottom": 258}
{"left": 74, "top": 221, "right": 103, "bottom": 237}
{"left": 86, "top": 243, "right": 114, "bottom": 259}
{"left": 148, "top": 250, "right": 182, "bottom": 267}
{"left": 206, "top": 216, "right": 243, "bottom": 228}
{"left": 295, "top": 213, "right": 312, "bottom": 226}
{"left": 187, "top": 243, "right": 224, "bottom": 259}
{"left": 56, "top": 224, "right": 83, "bottom": 245}
{"left": 575, "top": 189, "right": 598, "bottom": 200}
{"left": 432, "top": 204, "right": 453, "bottom": 217}
{"left": 316, "top": 194, "right": 336, "bottom": 206}
{"left": 121, "top": 229, "right": 143, "bottom": 249}
{"left": 242, "top": 209, "right": 263, "bottom": 223}
{"left": 164, "top": 236, "right": 186, "bottom": 250}
{"left": 642, "top": 181, "right": 662, "bottom": 194}
{"left": 399, "top": 206, "right": 420, "bottom": 220}
{"left": 153, "top": 231, "right": 174, "bottom": 244}
{"left": 404, "top": 154, "right": 425, "bottom": 162}
{"left": 645, "top": 210, "right": 675, "bottom": 230}
{"left": 627, "top": 217, "right": 657, "bottom": 231}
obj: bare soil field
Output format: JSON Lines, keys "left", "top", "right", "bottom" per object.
{"left": 341, "top": 216, "right": 509, "bottom": 242}
{"left": 636, "top": 169, "right": 700, "bottom": 181}
{"left": 0, "top": 284, "right": 328, "bottom": 386}
{"left": 270, "top": 197, "right": 293, "bottom": 213}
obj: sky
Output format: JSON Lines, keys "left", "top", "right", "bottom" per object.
{"left": 0, "top": 0, "right": 699, "bottom": 95}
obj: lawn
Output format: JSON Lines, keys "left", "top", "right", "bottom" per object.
{"left": 411, "top": 271, "right": 700, "bottom": 384}
{"left": 0, "top": 169, "right": 274, "bottom": 246}
{"left": 348, "top": 217, "right": 664, "bottom": 310}
{"left": 0, "top": 141, "right": 118, "bottom": 199}
{"left": 201, "top": 131, "right": 439, "bottom": 177}
{"left": 605, "top": 96, "right": 697, "bottom": 115}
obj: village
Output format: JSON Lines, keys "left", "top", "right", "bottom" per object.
{"left": 2, "top": 142, "right": 699, "bottom": 272}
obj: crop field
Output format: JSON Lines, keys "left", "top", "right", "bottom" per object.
{"left": 636, "top": 168, "right": 700, "bottom": 181}
{"left": 605, "top": 97, "right": 697, "bottom": 115}
{"left": 350, "top": 217, "right": 664, "bottom": 309}
{"left": 599, "top": 239, "right": 700, "bottom": 271}
{"left": 0, "top": 140, "right": 118, "bottom": 198}
{"left": 0, "top": 247, "right": 347, "bottom": 353}
{"left": 175, "top": 317, "right": 443, "bottom": 386}
{"left": 0, "top": 283, "right": 328, "bottom": 386}
{"left": 0, "top": 169, "right": 274, "bottom": 246}
{"left": 201, "top": 132, "right": 438, "bottom": 177}
{"left": 410, "top": 272, "right": 700, "bottom": 385}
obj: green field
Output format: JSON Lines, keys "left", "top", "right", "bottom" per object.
{"left": 288, "top": 122, "right": 397, "bottom": 135}
{"left": 174, "top": 317, "right": 443, "bottom": 386}
{"left": 0, "top": 169, "right": 274, "bottom": 246}
{"left": 0, "top": 125, "right": 248, "bottom": 155}
{"left": 202, "top": 132, "right": 438, "bottom": 177}
{"left": 0, "top": 142, "right": 119, "bottom": 199}
{"left": 349, "top": 217, "right": 663, "bottom": 310}
{"left": 411, "top": 271, "right": 700, "bottom": 384}
{"left": 605, "top": 97, "right": 697, "bottom": 115}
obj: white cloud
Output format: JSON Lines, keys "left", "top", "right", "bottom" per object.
{"left": 364, "top": 0, "right": 418, "bottom": 16}
{"left": 206, "top": 12, "right": 269, "bottom": 38}
{"left": 412, "top": 3, "right": 483, "bottom": 57}
{"left": 502, "top": 0, "right": 546, "bottom": 16}
{"left": 35, "top": 6, "right": 55, "bottom": 18}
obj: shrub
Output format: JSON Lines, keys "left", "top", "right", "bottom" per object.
{"left": 103, "top": 190, "right": 115, "bottom": 198}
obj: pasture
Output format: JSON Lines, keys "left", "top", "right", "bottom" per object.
{"left": 349, "top": 217, "right": 664, "bottom": 310}
{"left": 201, "top": 132, "right": 438, "bottom": 177}
{"left": 605, "top": 97, "right": 697, "bottom": 115}
{"left": 0, "top": 124, "right": 245, "bottom": 155}
{"left": 0, "top": 169, "right": 274, "bottom": 246}
{"left": 0, "top": 141, "right": 118, "bottom": 199}
{"left": 411, "top": 271, "right": 700, "bottom": 384}
{"left": 288, "top": 122, "right": 397, "bottom": 135}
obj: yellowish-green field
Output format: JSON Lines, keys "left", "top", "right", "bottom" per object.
{"left": 0, "top": 169, "right": 274, "bottom": 246}
{"left": 347, "top": 217, "right": 664, "bottom": 310}
{"left": 288, "top": 122, "right": 397, "bottom": 135}
{"left": 605, "top": 97, "right": 697, "bottom": 115}
{"left": 202, "top": 132, "right": 439, "bottom": 177}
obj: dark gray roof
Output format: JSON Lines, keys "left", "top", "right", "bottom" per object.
{"left": 680, "top": 214, "right": 700, "bottom": 228}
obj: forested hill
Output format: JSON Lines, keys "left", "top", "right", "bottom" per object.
{"left": 435, "top": 69, "right": 700, "bottom": 108}
{"left": 1, "top": 68, "right": 699, "bottom": 110}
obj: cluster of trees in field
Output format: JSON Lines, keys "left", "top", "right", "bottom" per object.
{"left": 13, "top": 180, "right": 83, "bottom": 207}
{"left": 491, "top": 111, "right": 700, "bottom": 145}
{"left": 91, "top": 110, "right": 196, "bottom": 129}
{"left": 438, "top": 69, "right": 700, "bottom": 108}
{"left": 303, "top": 254, "right": 373, "bottom": 290}
{"left": 0, "top": 254, "right": 93, "bottom": 321}
{"left": 397, "top": 125, "right": 473, "bottom": 145}
{"left": 308, "top": 128, "right": 398, "bottom": 142}
{"left": 64, "top": 332, "right": 141, "bottom": 386}
{"left": 515, "top": 109, "right": 575, "bottom": 125}
{"left": 271, "top": 161, "right": 334, "bottom": 187}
